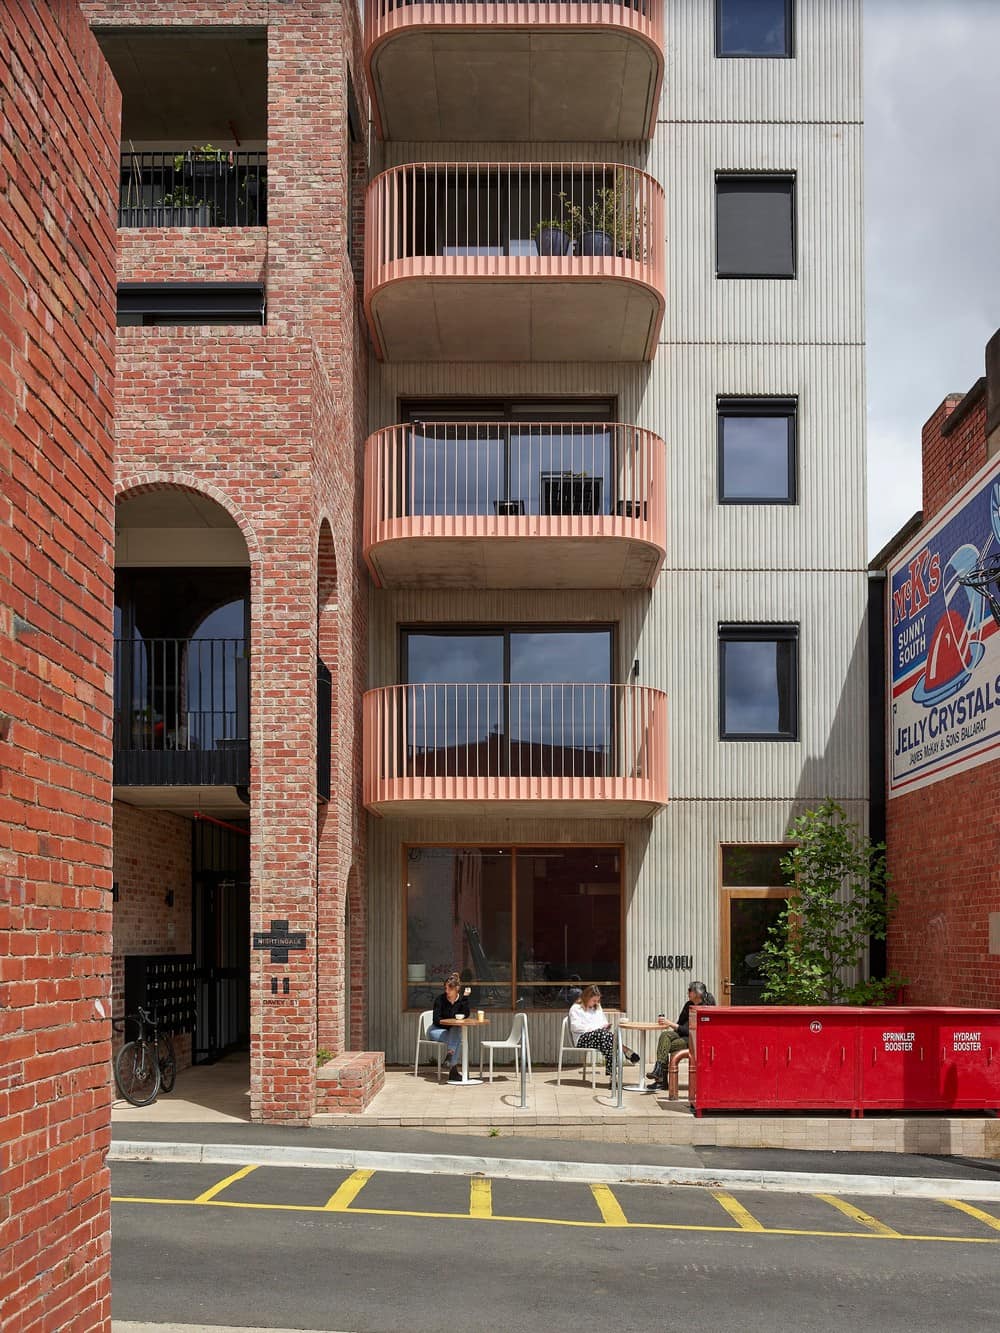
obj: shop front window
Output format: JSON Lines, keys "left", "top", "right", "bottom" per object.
{"left": 404, "top": 844, "right": 622, "bottom": 1011}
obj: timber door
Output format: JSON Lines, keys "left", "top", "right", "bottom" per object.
{"left": 719, "top": 844, "right": 793, "bottom": 1006}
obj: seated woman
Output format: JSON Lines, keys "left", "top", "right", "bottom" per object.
{"left": 646, "top": 980, "right": 715, "bottom": 1089}
{"left": 568, "top": 984, "right": 640, "bottom": 1080}
{"left": 428, "top": 971, "right": 471, "bottom": 1083}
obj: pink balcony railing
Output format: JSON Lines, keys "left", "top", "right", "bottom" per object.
{"left": 364, "top": 682, "right": 668, "bottom": 814}
{"left": 364, "top": 162, "right": 665, "bottom": 362}
{"left": 364, "top": 1, "right": 664, "bottom": 142}
{"left": 363, "top": 421, "right": 666, "bottom": 588}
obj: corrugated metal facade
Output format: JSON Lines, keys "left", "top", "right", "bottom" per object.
{"left": 364, "top": 0, "right": 867, "bottom": 1064}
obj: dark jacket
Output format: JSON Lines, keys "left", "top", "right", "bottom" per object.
{"left": 433, "top": 990, "right": 470, "bottom": 1028}
{"left": 675, "top": 1000, "right": 693, "bottom": 1039}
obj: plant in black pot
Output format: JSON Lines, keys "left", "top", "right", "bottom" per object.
{"left": 530, "top": 217, "right": 572, "bottom": 256}
{"left": 159, "top": 185, "right": 215, "bottom": 227}
{"left": 560, "top": 174, "right": 643, "bottom": 259}
{"left": 171, "top": 144, "right": 231, "bottom": 222}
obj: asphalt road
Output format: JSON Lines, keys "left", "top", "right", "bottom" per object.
{"left": 111, "top": 1161, "right": 1000, "bottom": 1332}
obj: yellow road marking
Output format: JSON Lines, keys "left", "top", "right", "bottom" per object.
{"left": 326, "top": 1169, "right": 374, "bottom": 1211}
{"left": 470, "top": 1178, "right": 493, "bottom": 1218}
{"left": 815, "top": 1194, "right": 901, "bottom": 1237}
{"left": 591, "top": 1184, "right": 628, "bottom": 1226}
{"left": 193, "top": 1165, "right": 258, "bottom": 1203}
{"left": 109, "top": 1193, "right": 1000, "bottom": 1244}
{"left": 712, "top": 1190, "right": 765, "bottom": 1231}
{"left": 940, "top": 1198, "right": 1000, "bottom": 1232}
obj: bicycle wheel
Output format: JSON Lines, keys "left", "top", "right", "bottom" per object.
{"left": 114, "top": 1040, "right": 160, "bottom": 1106}
{"left": 157, "top": 1034, "right": 177, "bottom": 1093}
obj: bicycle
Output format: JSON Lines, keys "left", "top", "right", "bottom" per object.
{"left": 113, "top": 1007, "right": 177, "bottom": 1107}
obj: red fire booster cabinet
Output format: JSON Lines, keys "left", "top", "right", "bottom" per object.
{"left": 693, "top": 1007, "right": 1000, "bottom": 1117}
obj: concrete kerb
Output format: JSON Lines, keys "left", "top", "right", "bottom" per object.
{"left": 108, "top": 1138, "right": 1000, "bottom": 1203}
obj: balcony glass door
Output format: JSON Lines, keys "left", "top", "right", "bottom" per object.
{"left": 403, "top": 627, "right": 613, "bottom": 779}
{"left": 404, "top": 632, "right": 504, "bottom": 777}
{"left": 508, "top": 630, "right": 612, "bottom": 777}
{"left": 407, "top": 423, "right": 506, "bottom": 517}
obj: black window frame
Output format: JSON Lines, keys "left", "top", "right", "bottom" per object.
{"left": 715, "top": 0, "right": 795, "bottom": 60}
{"left": 400, "top": 623, "right": 617, "bottom": 687}
{"left": 717, "top": 395, "right": 798, "bottom": 505}
{"left": 718, "top": 623, "right": 799, "bottom": 742}
{"left": 715, "top": 173, "right": 796, "bottom": 280}
{"left": 398, "top": 396, "right": 617, "bottom": 424}
{"left": 117, "top": 282, "right": 266, "bottom": 327}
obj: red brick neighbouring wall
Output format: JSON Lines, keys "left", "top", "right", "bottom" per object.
{"left": 0, "top": 2, "right": 119, "bottom": 1329}
{"left": 111, "top": 803, "right": 193, "bottom": 1070}
{"left": 887, "top": 390, "right": 1000, "bottom": 1008}
{"left": 922, "top": 393, "right": 988, "bottom": 522}
{"left": 887, "top": 764, "right": 1000, "bottom": 1008}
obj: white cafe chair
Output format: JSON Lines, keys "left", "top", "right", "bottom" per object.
{"left": 413, "top": 1009, "right": 446, "bottom": 1083}
{"left": 479, "top": 1012, "right": 532, "bottom": 1083}
{"left": 556, "top": 1015, "right": 599, "bottom": 1088}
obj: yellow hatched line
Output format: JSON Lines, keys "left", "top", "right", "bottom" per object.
{"left": 470, "top": 1178, "right": 493, "bottom": 1218}
{"left": 712, "top": 1190, "right": 765, "bottom": 1231}
{"left": 193, "top": 1164, "right": 258, "bottom": 1203}
{"left": 326, "top": 1169, "right": 375, "bottom": 1211}
{"left": 591, "top": 1184, "right": 628, "bottom": 1226}
{"left": 109, "top": 1194, "right": 1000, "bottom": 1243}
{"left": 939, "top": 1198, "right": 1000, "bottom": 1232}
{"left": 815, "top": 1194, "right": 901, "bottom": 1237}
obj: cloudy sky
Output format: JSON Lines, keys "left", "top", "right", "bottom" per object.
{"left": 866, "top": 0, "right": 1000, "bottom": 555}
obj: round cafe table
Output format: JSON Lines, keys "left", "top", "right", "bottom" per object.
{"left": 440, "top": 1016, "right": 489, "bottom": 1085}
{"left": 619, "top": 1019, "right": 666, "bottom": 1093}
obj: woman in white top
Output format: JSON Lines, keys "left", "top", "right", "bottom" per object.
{"left": 568, "top": 984, "right": 640, "bottom": 1077}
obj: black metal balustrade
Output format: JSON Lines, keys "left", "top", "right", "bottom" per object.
{"left": 118, "top": 150, "right": 268, "bottom": 228}
{"left": 114, "top": 637, "right": 249, "bottom": 786}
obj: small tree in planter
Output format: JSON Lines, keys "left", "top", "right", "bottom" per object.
{"left": 559, "top": 171, "right": 645, "bottom": 258}
{"left": 759, "top": 801, "right": 906, "bottom": 1005}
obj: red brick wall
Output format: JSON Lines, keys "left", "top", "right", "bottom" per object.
{"left": 83, "top": 0, "right": 371, "bottom": 1120}
{"left": 887, "top": 763, "right": 1000, "bottom": 1007}
{"left": 111, "top": 803, "right": 193, "bottom": 1069}
{"left": 118, "top": 228, "right": 266, "bottom": 285}
{"left": 0, "top": 2, "right": 119, "bottom": 1329}
{"left": 922, "top": 392, "right": 988, "bottom": 521}
{"left": 887, "top": 386, "right": 999, "bottom": 1008}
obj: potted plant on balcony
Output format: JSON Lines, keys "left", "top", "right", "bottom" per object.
{"left": 559, "top": 173, "right": 643, "bottom": 259}
{"left": 530, "top": 217, "right": 572, "bottom": 257}
{"left": 169, "top": 144, "right": 230, "bottom": 223}
{"left": 159, "top": 185, "right": 215, "bottom": 227}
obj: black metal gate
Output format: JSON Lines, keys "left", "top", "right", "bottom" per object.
{"left": 192, "top": 819, "right": 250, "bottom": 1063}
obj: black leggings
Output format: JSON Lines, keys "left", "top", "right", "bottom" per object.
{"left": 575, "top": 1028, "right": 617, "bottom": 1075}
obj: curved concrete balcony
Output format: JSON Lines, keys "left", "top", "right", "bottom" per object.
{"left": 364, "top": 162, "right": 665, "bottom": 362}
{"left": 364, "top": 422, "right": 665, "bottom": 589}
{"left": 364, "top": 1, "right": 664, "bottom": 142}
{"left": 363, "top": 682, "right": 668, "bottom": 817}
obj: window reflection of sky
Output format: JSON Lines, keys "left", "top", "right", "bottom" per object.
{"left": 723, "top": 639, "right": 782, "bottom": 734}
{"left": 405, "top": 629, "right": 612, "bottom": 752}
{"left": 719, "top": 0, "right": 788, "bottom": 56}
{"left": 721, "top": 415, "right": 790, "bottom": 499}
